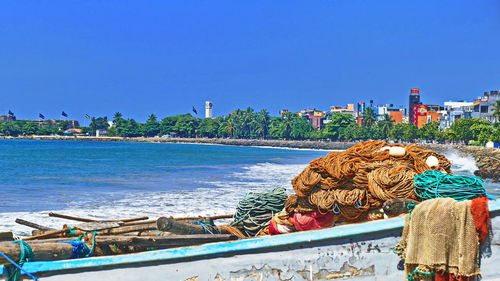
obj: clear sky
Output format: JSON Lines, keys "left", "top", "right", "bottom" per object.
{"left": 1, "top": 0, "right": 499, "bottom": 121}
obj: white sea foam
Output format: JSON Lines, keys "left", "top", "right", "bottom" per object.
{"left": 442, "top": 149, "right": 478, "bottom": 175}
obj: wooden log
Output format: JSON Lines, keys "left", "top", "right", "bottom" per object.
{"left": 75, "top": 221, "right": 122, "bottom": 231}
{"left": 157, "top": 217, "right": 229, "bottom": 235}
{"left": 48, "top": 212, "right": 149, "bottom": 223}
{"left": 170, "top": 214, "right": 233, "bottom": 221}
{"left": 0, "top": 232, "right": 14, "bottom": 242}
{"left": 24, "top": 226, "right": 84, "bottom": 241}
{"left": 111, "top": 216, "right": 149, "bottom": 223}
{"left": 15, "top": 219, "right": 54, "bottom": 231}
{"left": 94, "top": 234, "right": 238, "bottom": 247}
{"left": 32, "top": 229, "right": 50, "bottom": 236}
{"left": 100, "top": 222, "right": 157, "bottom": 235}
{"left": 121, "top": 219, "right": 157, "bottom": 227}
{"left": 48, "top": 212, "right": 96, "bottom": 222}
{"left": 120, "top": 215, "right": 231, "bottom": 227}
{"left": 0, "top": 241, "right": 73, "bottom": 264}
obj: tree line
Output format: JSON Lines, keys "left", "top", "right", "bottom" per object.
{"left": 1, "top": 106, "right": 499, "bottom": 145}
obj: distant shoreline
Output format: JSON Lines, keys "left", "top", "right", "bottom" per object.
{"left": 0, "top": 135, "right": 355, "bottom": 150}
{"left": 0, "top": 134, "right": 496, "bottom": 153}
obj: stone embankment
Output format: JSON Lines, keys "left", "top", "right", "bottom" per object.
{"left": 2, "top": 135, "right": 499, "bottom": 181}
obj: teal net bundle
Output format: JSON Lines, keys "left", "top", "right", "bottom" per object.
{"left": 413, "top": 170, "right": 486, "bottom": 201}
{"left": 232, "top": 187, "right": 288, "bottom": 236}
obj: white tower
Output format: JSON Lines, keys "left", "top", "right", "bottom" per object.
{"left": 205, "top": 101, "right": 213, "bottom": 118}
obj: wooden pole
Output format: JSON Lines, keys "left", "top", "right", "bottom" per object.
{"left": 15, "top": 219, "right": 54, "bottom": 231}
{"left": 48, "top": 212, "right": 96, "bottom": 222}
{"left": 48, "top": 212, "right": 149, "bottom": 223}
{"left": 24, "top": 226, "right": 84, "bottom": 241}
{"left": 156, "top": 217, "right": 230, "bottom": 235}
{"left": 170, "top": 214, "right": 233, "bottom": 221}
{"left": 100, "top": 222, "right": 157, "bottom": 235}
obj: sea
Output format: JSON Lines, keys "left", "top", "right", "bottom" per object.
{"left": 0, "top": 139, "right": 498, "bottom": 235}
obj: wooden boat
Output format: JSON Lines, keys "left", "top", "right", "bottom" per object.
{"left": 1, "top": 200, "right": 499, "bottom": 281}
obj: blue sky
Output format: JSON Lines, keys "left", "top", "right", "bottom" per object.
{"left": 1, "top": 0, "right": 499, "bottom": 121}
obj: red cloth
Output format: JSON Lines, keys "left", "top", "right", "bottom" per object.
{"left": 435, "top": 271, "right": 472, "bottom": 281}
{"left": 470, "top": 196, "right": 490, "bottom": 242}
{"left": 292, "top": 211, "right": 335, "bottom": 231}
{"left": 268, "top": 219, "right": 279, "bottom": 235}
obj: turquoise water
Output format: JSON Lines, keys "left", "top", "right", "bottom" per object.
{"left": 0, "top": 140, "right": 326, "bottom": 212}
{"left": 0, "top": 139, "right": 497, "bottom": 235}
{"left": 0, "top": 140, "right": 327, "bottom": 234}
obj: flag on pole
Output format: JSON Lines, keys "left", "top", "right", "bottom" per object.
{"left": 39, "top": 113, "right": 45, "bottom": 119}
{"left": 85, "top": 114, "right": 90, "bottom": 119}
{"left": 62, "top": 111, "right": 68, "bottom": 117}
{"left": 8, "top": 110, "right": 14, "bottom": 116}
{"left": 192, "top": 106, "right": 198, "bottom": 115}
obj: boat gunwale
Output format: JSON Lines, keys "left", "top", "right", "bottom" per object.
{"left": 1, "top": 200, "right": 499, "bottom": 275}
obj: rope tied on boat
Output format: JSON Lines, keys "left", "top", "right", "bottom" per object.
{"left": 231, "top": 187, "right": 288, "bottom": 236}
{"left": 413, "top": 170, "right": 486, "bottom": 201}
{"left": 189, "top": 221, "right": 220, "bottom": 235}
{"left": 66, "top": 226, "right": 77, "bottom": 237}
{"left": 0, "top": 240, "right": 39, "bottom": 281}
{"left": 58, "top": 231, "right": 98, "bottom": 258}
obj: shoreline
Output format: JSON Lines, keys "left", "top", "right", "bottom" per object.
{"left": 1, "top": 135, "right": 498, "bottom": 152}
{"left": 0, "top": 135, "right": 357, "bottom": 150}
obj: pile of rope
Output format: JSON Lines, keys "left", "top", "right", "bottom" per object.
{"left": 232, "top": 187, "right": 288, "bottom": 236}
{"left": 414, "top": 170, "right": 486, "bottom": 201}
{"left": 286, "top": 140, "right": 452, "bottom": 222}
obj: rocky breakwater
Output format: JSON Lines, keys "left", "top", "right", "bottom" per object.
{"left": 470, "top": 148, "right": 500, "bottom": 182}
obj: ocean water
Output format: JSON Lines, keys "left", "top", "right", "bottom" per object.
{"left": 0, "top": 139, "right": 498, "bottom": 235}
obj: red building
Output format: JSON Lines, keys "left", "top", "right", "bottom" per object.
{"left": 298, "top": 109, "right": 325, "bottom": 130}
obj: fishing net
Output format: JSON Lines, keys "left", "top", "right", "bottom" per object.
{"left": 286, "top": 140, "right": 452, "bottom": 222}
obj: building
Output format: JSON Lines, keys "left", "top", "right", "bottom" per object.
{"left": 298, "top": 109, "right": 325, "bottom": 130}
{"left": 409, "top": 88, "right": 421, "bottom": 124}
{"left": 205, "top": 101, "right": 213, "bottom": 118}
{"left": 475, "top": 91, "right": 499, "bottom": 122}
{"left": 34, "top": 119, "right": 80, "bottom": 128}
{"left": 279, "top": 109, "right": 290, "bottom": 116}
{"left": 330, "top": 104, "right": 355, "bottom": 116}
{"left": 0, "top": 115, "right": 16, "bottom": 122}
{"left": 413, "top": 105, "right": 442, "bottom": 128}
{"left": 439, "top": 101, "right": 475, "bottom": 128}
{"left": 375, "top": 104, "right": 406, "bottom": 123}
{"left": 356, "top": 102, "right": 365, "bottom": 125}
{"left": 439, "top": 91, "right": 499, "bottom": 128}
{"left": 96, "top": 129, "right": 108, "bottom": 137}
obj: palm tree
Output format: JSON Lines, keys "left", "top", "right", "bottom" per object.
{"left": 147, "top": 114, "right": 157, "bottom": 123}
{"left": 281, "top": 113, "right": 295, "bottom": 139}
{"left": 493, "top": 100, "right": 500, "bottom": 122}
{"left": 362, "top": 107, "right": 376, "bottom": 128}
{"left": 223, "top": 118, "right": 236, "bottom": 137}
{"left": 255, "top": 109, "right": 271, "bottom": 139}
{"left": 113, "top": 112, "right": 124, "bottom": 127}
{"left": 377, "top": 114, "right": 394, "bottom": 139}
